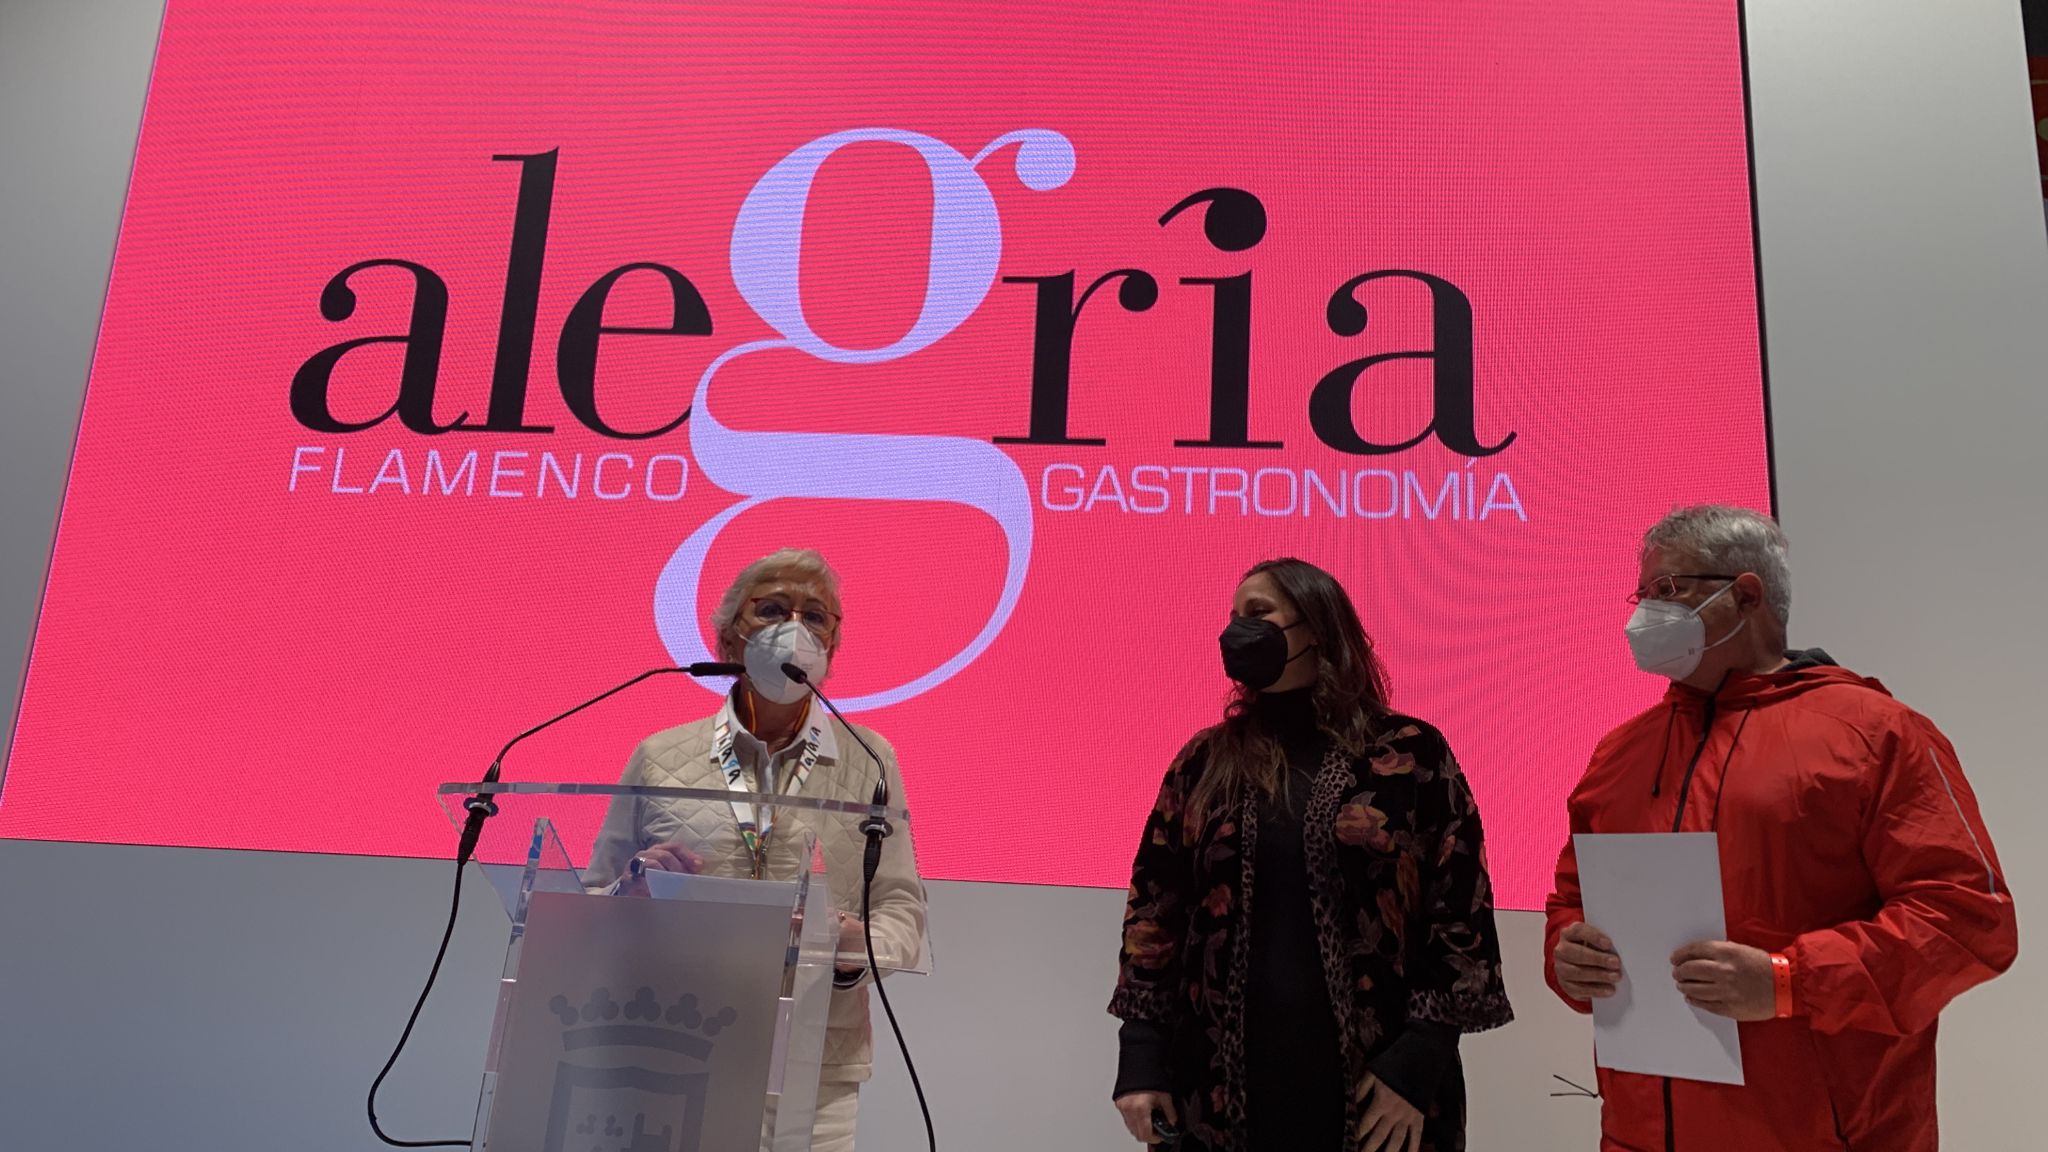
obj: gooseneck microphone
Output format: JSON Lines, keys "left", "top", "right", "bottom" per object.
{"left": 779, "top": 661, "right": 934, "bottom": 1152}
{"left": 371, "top": 662, "right": 743, "bottom": 1149}
{"left": 456, "top": 662, "right": 744, "bottom": 867}
{"left": 779, "top": 662, "right": 891, "bottom": 879}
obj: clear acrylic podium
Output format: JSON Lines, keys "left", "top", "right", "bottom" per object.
{"left": 436, "top": 782, "right": 926, "bottom": 1152}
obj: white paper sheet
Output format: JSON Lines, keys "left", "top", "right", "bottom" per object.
{"left": 1573, "top": 832, "right": 1744, "bottom": 1085}
{"left": 643, "top": 865, "right": 796, "bottom": 906}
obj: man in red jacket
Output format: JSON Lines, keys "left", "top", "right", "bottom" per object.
{"left": 1545, "top": 505, "right": 2017, "bottom": 1152}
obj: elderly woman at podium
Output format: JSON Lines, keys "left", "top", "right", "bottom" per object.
{"left": 587, "top": 547, "right": 927, "bottom": 1152}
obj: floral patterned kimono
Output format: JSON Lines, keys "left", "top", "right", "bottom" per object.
{"left": 1109, "top": 706, "right": 1512, "bottom": 1151}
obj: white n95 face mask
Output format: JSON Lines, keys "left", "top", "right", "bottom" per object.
{"left": 743, "top": 621, "right": 830, "bottom": 705}
{"left": 1625, "top": 583, "right": 1743, "bottom": 680}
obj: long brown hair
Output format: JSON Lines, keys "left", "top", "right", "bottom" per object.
{"left": 1184, "top": 558, "right": 1394, "bottom": 828}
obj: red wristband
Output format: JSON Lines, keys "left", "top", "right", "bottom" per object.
{"left": 1769, "top": 952, "right": 1794, "bottom": 1018}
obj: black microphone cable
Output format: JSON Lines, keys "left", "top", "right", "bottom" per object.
{"left": 783, "top": 662, "right": 936, "bottom": 1152}
{"left": 367, "top": 662, "right": 742, "bottom": 1148}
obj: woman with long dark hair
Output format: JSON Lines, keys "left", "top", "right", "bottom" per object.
{"left": 1109, "top": 559, "right": 1511, "bottom": 1152}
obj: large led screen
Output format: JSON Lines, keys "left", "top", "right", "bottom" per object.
{"left": 2, "top": 0, "right": 1771, "bottom": 908}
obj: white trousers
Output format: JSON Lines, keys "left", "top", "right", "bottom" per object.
{"left": 766, "top": 1080, "right": 860, "bottom": 1152}
{"left": 807, "top": 1081, "right": 859, "bottom": 1152}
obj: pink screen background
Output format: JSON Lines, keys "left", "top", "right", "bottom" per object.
{"left": 1, "top": 0, "right": 1768, "bottom": 910}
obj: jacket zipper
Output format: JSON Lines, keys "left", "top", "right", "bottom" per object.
{"left": 1661, "top": 689, "right": 1721, "bottom": 1152}
{"left": 1664, "top": 1077, "right": 1676, "bottom": 1152}
{"left": 1668, "top": 693, "right": 1719, "bottom": 833}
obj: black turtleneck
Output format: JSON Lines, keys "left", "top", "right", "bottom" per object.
{"left": 1243, "top": 688, "right": 1347, "bottom": 1148}
{"left": 1251, "top": 684, "right": 1326, "bottom": 764}
{"left": 1244, "top": 689, "right": 1335, "bottom": 984}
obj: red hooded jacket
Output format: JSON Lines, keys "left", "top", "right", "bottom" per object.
{"left": 1544, "top": 652, "right": 2017, "bottom": 1151}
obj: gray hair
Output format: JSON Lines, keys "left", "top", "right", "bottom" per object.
{"left": 710, "top": 548, "right": 844, "bottom": 658}
{"left": 1641, "top": 505, "right": 1791, "bottom": 628}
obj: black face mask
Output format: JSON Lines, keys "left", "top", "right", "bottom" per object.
{"left": 1219, "top": 616, "right": 1312, "bottom": 689}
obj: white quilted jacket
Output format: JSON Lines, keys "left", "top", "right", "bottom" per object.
{"left": 586, "top": 709, "right": 927, "bottom": 1083}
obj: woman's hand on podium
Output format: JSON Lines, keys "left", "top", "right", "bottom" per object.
{"left": 636, "top": 843, "right": 704, "bottom": 875}
{"left": 835, "top": 910, "right": 868, "bottom": 957}
{"left": 618, "top": 842, "right": 704, "bottom": 894}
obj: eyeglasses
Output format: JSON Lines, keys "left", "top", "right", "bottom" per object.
{"left": 746, "top": 595, "right": 841, "bottom": 637}
{"left": 1627, "top": 573, "right": 1736, "bottom": 606}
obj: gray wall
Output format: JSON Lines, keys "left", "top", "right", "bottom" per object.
{"left": 3, "top": 1, "right": 2044, "bottom": 1149}
{"left": 1744, "top": 3, "right": 2048, "bottom": 1144}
